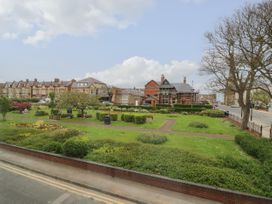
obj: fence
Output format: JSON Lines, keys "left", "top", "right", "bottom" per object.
{"left": 228, "top": 113, "right": 264, "bottom": 136}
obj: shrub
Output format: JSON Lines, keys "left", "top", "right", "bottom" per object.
{"left": 134, "top": 115, "right": 147, "bottom": 124}
{"left": 96, "top": 112, "right": 117, "bottom": 121}
{"left": 51, "top": 128, "right": 80, "bottom": 142}
{"left": 61, "top": 113, "right": 73, "bottom": 119}
{"left": 159, "top": 109, "right": 169, "bottom": 114}
{"left": 42, "top": 142, "right": 62, "bottom": 153}
{"left": 35, "top": 110, "right": 49, "bottom": 116}
{"left": 235, "top": 134, "right": 272, "bottom": 162}
{"left": 188, "top": 122, "right": 208, "bottom": 128}
{"left": 200, "top": 109, "right": 225, "bottom": 117}
{"left": 51, "top": 109, "right": 60, "bottom": 116}
{"left": 12, "top": 102, "right": 32, "bottom": 113}
{"left": 122, "top": 114, "right": 135, "bottom": 122}
{"left": 62, "top": 138, "right": 89, "bottom": 158}
{"left": 137, "top": 134, "right": 167, "bottom": 144}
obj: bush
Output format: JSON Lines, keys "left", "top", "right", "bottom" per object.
{"left": 96, "top": 112, "right": 118, "bottom": 121}
{"left": 42, "top": 142, "right": 62, "bottom": 153}
{"left": 62, "top": 138, "right": 89, "bottom": 158}
{"left": 61, "top": 113, "right": 73, "bottom": 119}
{"left": 134, "top": 115, "right": 147, "bottom": 124}
{"left": 51, "top": 129, "right": 81, "bottom": 142}
{"left": 188, "top": 122, "right": 208, "bottom": 128}
{"left": 35, "top": 110, "right": 49, "bottom": 116}
{"left": 51, "top": 109, "right": 60, "bottom": 116}
{"left": 122, "top": 114, "right": 135, "bottom": 122}
{"left": 12, "top": 102, "right": 32, "bottom": 112}
{"left": 137, "top": 134, "right": 167, "bottom": 144}
{"left": 235, "top": 134, "right": 272, "bottom": 162}
{"left": 200, "top": 109, "right": 225, "bottom": 117}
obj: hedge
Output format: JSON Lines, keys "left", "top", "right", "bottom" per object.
{"left": 235, "top": 134, "right": 272, "bottom": 163}
{"left": 137, "top": 134, "right": 167, "bottom": 144}
{"left": 121, "top": 114, "right": 147, "bottom": 124}
{"left": 86, "top": 140, "right": 271, "bottom": 197}
{"left": 96, "top": 112, "right": 118, "bottom": 121}
{"left": 200, "top": 109, "right": 225, "bottom": 117}
{"left": 62, "top": 138, "right": 89, "bottom": 158}
{"left": 35, "top": 110, "right": 49, "bottom": 116}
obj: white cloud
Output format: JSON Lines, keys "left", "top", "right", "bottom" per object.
{"left": 85, "top": 56, "right": 201, "bottom": 88}
{"left": 0, "top": 0, "right": 153, "bottom": 45}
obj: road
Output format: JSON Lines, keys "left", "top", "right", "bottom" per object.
{"left": 218, "top": 104, "right": 272, "bottom": 137}
{"left": 0, "top": 162, "right": 129, "bottom": 204}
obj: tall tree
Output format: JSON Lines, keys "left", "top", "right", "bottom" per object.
{"left": 201, "top": 1, "right": 271, "bottom": 129}
{"left": 0, "top": 97, "right": 11, "bottom": 121}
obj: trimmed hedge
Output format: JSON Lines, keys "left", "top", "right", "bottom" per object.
{"left": 188, "top": 122, "right": 208, "bottom": 128}
{"left": 134, "top": 115, "right": 147, "bottom": 124}
{"left": 96, "top": 112, "right": 118, "bottom": 121}
{"left": 235, "top": 134, "right": 272, "bottom": 163}
{"left": 200, "top": 109, "right": 225, "bottom": 117}
{"left": 35, "top": 110, "right": 49, "bottom": 116}
{"left": 137, "top": 134, "right": 167, "bottom": 144}
{"left": 62, "top": 138, "right": 89, "bottom": 158}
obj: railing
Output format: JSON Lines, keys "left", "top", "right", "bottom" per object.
{"left": 228, "top": 113, "right": 263, "bottom": 136}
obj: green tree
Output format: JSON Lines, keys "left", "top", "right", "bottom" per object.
{"left": 252, "top": 90, "right": 271, "bottom": 108}
{"left": 48, "top": 92, "right": 56, "bottom": 109}
{"left": 0, "top": 97, "right": 11, "bottom": 121}
{"left": 57, "top": 92, "right": 99, "bottom": 117}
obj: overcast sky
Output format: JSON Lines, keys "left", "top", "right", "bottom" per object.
{"left": 0, "top": 0, "right": 262, "bottom": 92}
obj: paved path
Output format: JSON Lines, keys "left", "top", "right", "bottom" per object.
{"left": 159, "top": 119, "right": 176, "bottom": 132}
{"left": 0, "top": 148, "right": 220, "bottom": 204}
{"left": 218, "top": 105, "right": 272, "bottom": 138}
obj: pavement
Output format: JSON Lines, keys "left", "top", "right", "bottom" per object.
{"left": 0, "top": 147, "right": 220, "bottom": 204}
{"left": 218, "top": 104, "right": 272, "bottom": 138}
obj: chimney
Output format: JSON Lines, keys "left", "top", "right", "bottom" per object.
{"left": 161, "top": 74, "right": 165, "bottom": 83}
{"left": 54, "top": 78, "right": 60, "bottom": 83}
{"left": 183, "top": 76, "right": 187, "bottom": 84}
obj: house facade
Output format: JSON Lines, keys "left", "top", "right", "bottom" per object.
{"left": 143, "top": 75, "right": 198, "bottom": 105}
{"left": 71, "top": 77, "right": 110, "bottom": 101}
{"left": 111, "top": 87, "right": 144, "bottom": 105}
{"left": 0, "top": 77, "right": 110, "bottom": 101}
{"left": 144, "top": 80, "right": 160, "bottom": 106}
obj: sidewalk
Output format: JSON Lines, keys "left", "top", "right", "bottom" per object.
{"left": 0, "top": 147, "right": 219, "bottom": 204}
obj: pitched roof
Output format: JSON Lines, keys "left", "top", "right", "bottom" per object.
{"left": 72, "top": 77, "right": 106, "bottom": 88}
{"left": 172, "top": 83, "right": 195, "bottom": 93}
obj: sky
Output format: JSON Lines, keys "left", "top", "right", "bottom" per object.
{"left": 0, "top": 0, "right": 262, "bottom": 93}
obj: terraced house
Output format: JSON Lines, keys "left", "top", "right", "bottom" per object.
{"left": 0, "top": 77, "right": 110, "bottom": 101}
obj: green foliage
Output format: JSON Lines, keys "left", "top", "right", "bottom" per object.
{"left": 188, "top": 122, "right": 208, "bottom": 128}
{"left": 62, "top": 138, "right": 89, "bottom": 158}
{"left": 96, "top": 112, "right": 118, "bottom": 121}
{"left": 134, "top": 115, "right": 147, "bottom": 124}
{"left": 50, "top": 129, "right": 81, "bottom": 142}
{"left": 61, "top": 113, "right": 73, "bottom": 118}
{"left": 0, "top": 96, "right": 11, "bottom": 120}
{"left": 137, "top": 134, "right": 167, "bottom": 144}
{"left": 42, "top": 142, "right": 62, "bottom": 153}
{"left": 235, "top": 134, "right": 272, "bottom": 162}
{"left": 48, "top": 92, "right": 56, "bottom": 109}
{"left": 51, "top": 109, "right": 60, "bottom": 116}
{"left": 200, "top": 109, "right": 225, "bottom": 117}
{"left": 121, "top": 114, "right": 135, "bottom": 122}
{"left": 35, "top": 110, "right": 49, "bottom": 116}
{"left": 86, "top": 140, "right": 270, "bottom": 196}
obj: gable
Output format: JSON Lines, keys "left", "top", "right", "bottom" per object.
{"left": 145, "top": 80, "right": 159, "bottom": 88}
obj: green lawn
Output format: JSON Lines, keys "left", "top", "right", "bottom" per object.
{"left": 172, "top": 115, "right": 243, "bottom": 136}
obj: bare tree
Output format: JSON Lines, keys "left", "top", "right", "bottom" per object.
{"left": 201, "top": 2, "right": 271, "bottom": 129}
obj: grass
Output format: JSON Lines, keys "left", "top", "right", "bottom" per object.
{"left": 172, "top": 115, "right": 243, "bottom": 136}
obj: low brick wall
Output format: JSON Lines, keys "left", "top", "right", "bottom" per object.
{"left": 0, "top": 142, "right": 271, "bottom": 204}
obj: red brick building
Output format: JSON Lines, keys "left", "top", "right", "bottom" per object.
{"left": 144, "top": 80, "right": 160, "bottom": 106}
